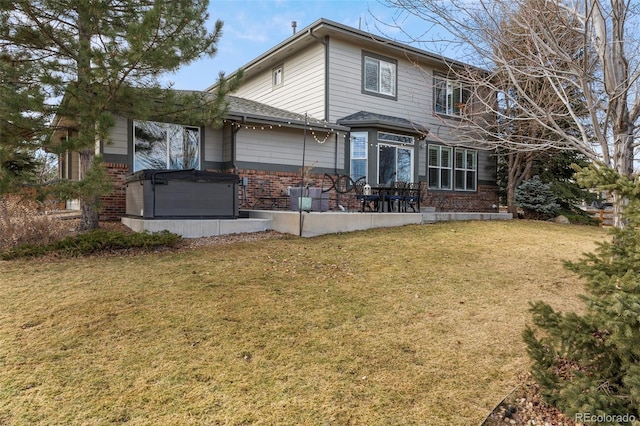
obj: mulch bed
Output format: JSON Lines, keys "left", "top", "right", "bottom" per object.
{"left": 482, "top": 372, "right": 576, "bottom": 426}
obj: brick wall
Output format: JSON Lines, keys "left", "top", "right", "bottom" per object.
{"left": 235, "top": 169, "right": 340, "bottom": 210}
{"left": 423, "top": 184, "right": 499, "bottom": 212}
{"left": 99, "top": 162, "right": 129, "bottom": 221}
{"left": 99, "top": 164, "right": 500, "bottom": 220}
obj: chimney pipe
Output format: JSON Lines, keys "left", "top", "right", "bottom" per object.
{"left": 291, "top": 21, "right": 297, "bottom": 34}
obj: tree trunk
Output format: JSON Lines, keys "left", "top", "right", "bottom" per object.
{"left": 78, "top": 149, "right": 99, "bottom": 231}
{"left": 506, "top": 151, "right": 533, "bottom": 217}
{"left": 76, "top": 4, "right": 99, "bottom": 232}
{"left": 611, "top": 124, "right": 635, "bottom": 228}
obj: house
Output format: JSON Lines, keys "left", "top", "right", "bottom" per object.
{"left": 58, "top": 18, "right": 498, "bottom": 221}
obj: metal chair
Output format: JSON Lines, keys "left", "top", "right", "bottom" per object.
{"left": 354, "top": 178, "right": 380, "bottom": 212}
{"left": 403, "top": 182, "right": 422, "bottom": 212}
{"left": 384, "top": 181, "right": 406, "bottom": 212}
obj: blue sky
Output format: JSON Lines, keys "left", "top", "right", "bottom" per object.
{"left": 165, "top": 0, "right": 433, "bottom": 90}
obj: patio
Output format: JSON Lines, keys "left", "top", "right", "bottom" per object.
{"left": 121, "top": 209, "right": 512, "bottom": 238}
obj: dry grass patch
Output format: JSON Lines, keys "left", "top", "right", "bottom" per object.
{"left": 0, "top": 197, "right": 70, "bottom": 251}
{"left": 0, "top": 220, "right": 605, "bottom": 425}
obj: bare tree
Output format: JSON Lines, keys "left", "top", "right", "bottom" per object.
{"left": 384, "top": 0, "right": 640, "bottom": 225}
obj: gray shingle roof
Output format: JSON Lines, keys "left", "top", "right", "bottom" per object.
{"left": 337, "top": 111, "right": 429, "bottom": 134}
{"left": 226, "top": 96, "right": 308, "bottom": 123}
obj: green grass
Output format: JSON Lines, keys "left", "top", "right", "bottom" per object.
{"left": 0, "top": 220, "right": 605, "bottom": 425}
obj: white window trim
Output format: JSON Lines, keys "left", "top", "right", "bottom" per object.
{"left": 378, "top": 131, "right": 414, "bottom": 145}
{"left": 377, "top": 143, "right": 414, "bottom": 185}
{"left": 362, "top": 52, "right": 397, "bottom": 99}
{"left": 433, "top": 74, "right": 469, "bottom": 117}
{"left": 350, "top": 132, "right": 368, "bottom": 182}
{"left": 272, "top": 65, "right": 283, "bottom": 89}
{"left": 427, "top": 144, "right": 453, "bottom": 190}
{"left": 133, "top": 120, "right": 201, "bottom": 172}
{"left": 454, "top": 148, "right": 477, "bottom": 191}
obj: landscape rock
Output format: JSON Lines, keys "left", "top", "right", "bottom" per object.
{"left": 553, "top": 215, "right": 570, "bottom": 224}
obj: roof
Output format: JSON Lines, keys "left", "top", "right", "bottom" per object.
{"left": 337, "top": 111, "right": 429, "bottom": 135}
{"left": 172, "top": 90, "right": 349, "bottom": 132}
{"left": 206, "top": 18, "right": 472, "bottom": 91}
{"left": 225, "top": 95, "right": 349, "bottom": 132}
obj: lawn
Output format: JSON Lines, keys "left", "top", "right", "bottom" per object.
{"left": 0, "top": 220, "right": 605, "bottom": 425}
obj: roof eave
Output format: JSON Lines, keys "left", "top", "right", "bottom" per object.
{"left": 337, "top": 119, "right": 429, "bottom": 135}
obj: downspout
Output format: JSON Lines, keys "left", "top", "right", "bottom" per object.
{"left": 308, "top": 29, "right": 338, "bottom": 176}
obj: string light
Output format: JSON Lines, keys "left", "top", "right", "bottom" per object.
{"left": 222, "top": 118, "right": 343, "bottom": 144}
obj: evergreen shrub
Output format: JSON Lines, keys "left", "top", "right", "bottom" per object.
{"left": 515, "top": 175, "right": 560, "bottom": 220}
{"left": 523, "top": 166, "right": 640, "bottom": 421}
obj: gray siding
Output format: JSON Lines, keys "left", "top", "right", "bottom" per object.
{"left": 232, "top": 43, "right": 326, "bottom": 120}
{"left": 327, "top": 38, "right": 435, "bottom": 130}
{"left": 104, "top": 114, "right": 128, "bottom": 156}
{"left": 478, "top": 149, "right": 496, "bottom": 183}
{"left": 204, "top": 126, "right": 224, "bottom": 164}
{"left": 236, "top": 125, "right": 345, "bottom": 170}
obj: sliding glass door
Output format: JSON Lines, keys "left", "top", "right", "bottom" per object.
{"left": 378, "top": 144, "right": 413, "bottom": 185}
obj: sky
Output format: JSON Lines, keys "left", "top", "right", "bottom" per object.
{"left": 165, "top": 0, "right": 436, "bottom": 90}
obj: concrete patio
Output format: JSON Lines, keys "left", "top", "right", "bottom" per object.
{"left": 121, "top": 209, "right": 513, "bottom": 238}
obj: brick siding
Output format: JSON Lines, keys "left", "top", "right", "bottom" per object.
{"left": 99, "top": 162, "right": 129, "bottom": 221}
{"left": 100, "top": 164, "right": 499, "bottom": 220}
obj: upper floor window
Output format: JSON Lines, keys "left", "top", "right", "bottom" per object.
{"left": 272, "top": 65, "right": 283, "bottom": 88}
{"left": 433, "top": 74, "right": 470, "bottom": 116}
{"left": 133, "top": 120, "right": 200, "bottom": 172}
{"left": 362, "top": 52, "right": 397, "bottom": 99}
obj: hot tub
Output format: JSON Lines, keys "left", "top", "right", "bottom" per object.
{"left": 126, "top": 169, "right": 238, "bottom": 219}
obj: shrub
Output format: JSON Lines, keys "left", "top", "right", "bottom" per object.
{"left": 0, "top": 196, "right": 69, "bottom": 251}
{"left": 523, "top": 167, "right": 640, "bottom": 420}
{"left": 1, "top": 229, "right": 181, "bottom": 260}
{"left": 515, "top": 175, "right": 560, "bottom": 220}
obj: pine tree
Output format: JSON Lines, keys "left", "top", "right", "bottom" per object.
{"left": 515, "top": 175, "right": 559, "bottom": 220}
{"left": 0, "top": 49, "right": 49, "bottom": 194}
{"left": 0, "top": 0, "right": 241, "bottom": 230}
{"left": 523, "top": 165, "right": 640, "bottom": 420}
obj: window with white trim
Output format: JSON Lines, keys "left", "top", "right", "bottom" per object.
{"left": 428, "top": 145, "right": 452, "bottom": 190}
{"left": 454, "top": 148, "right": 477, "bottom": 191}
{"left": 433, "top": 74, "right": 470, "bottom": 116}
{"left": 133, "top": 120, "right": 200, "bottom": 172}
{"left": 350, "top": 132, "right": 368, "bottom": 182}
{"left": 272, "top": 65, "right": 283, "bottom": 88}
{"left": 363, "top": 52, "right": 397, "bottom": 98}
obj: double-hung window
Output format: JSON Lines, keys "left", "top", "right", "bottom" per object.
{"left": 133, "top": 120, "right": 200, "bottom": 172}
{"left": 433, "top": 74, "right": 470, "bottom": 116}
{"left": 350, "top": 132, "right": 368, "bottom": 182}
{"left": 362, "top": 52, "right": 397, "bottom": 99}
{"left": 454, "top": 148, "right": 477, "bottom": 191}
{"left": 427, "top": 145, "right": 452, "bottom": 190}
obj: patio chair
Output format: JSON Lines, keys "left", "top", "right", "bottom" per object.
{"left": 354, "top": 178, "right": 380, "bottom": 212}
{"left": 403, "top": 182, "right": 422, "bottom": 212}
{"left": 384, "top": 181, "right": 406, "bottom": 212}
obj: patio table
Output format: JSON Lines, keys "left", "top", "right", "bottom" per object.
{"left": 370, "top": 185, "right": 394, "bottom": 212}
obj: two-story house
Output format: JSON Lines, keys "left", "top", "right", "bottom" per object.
{"left": 58, "top": 18, "right": 498, "bottom": 220}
